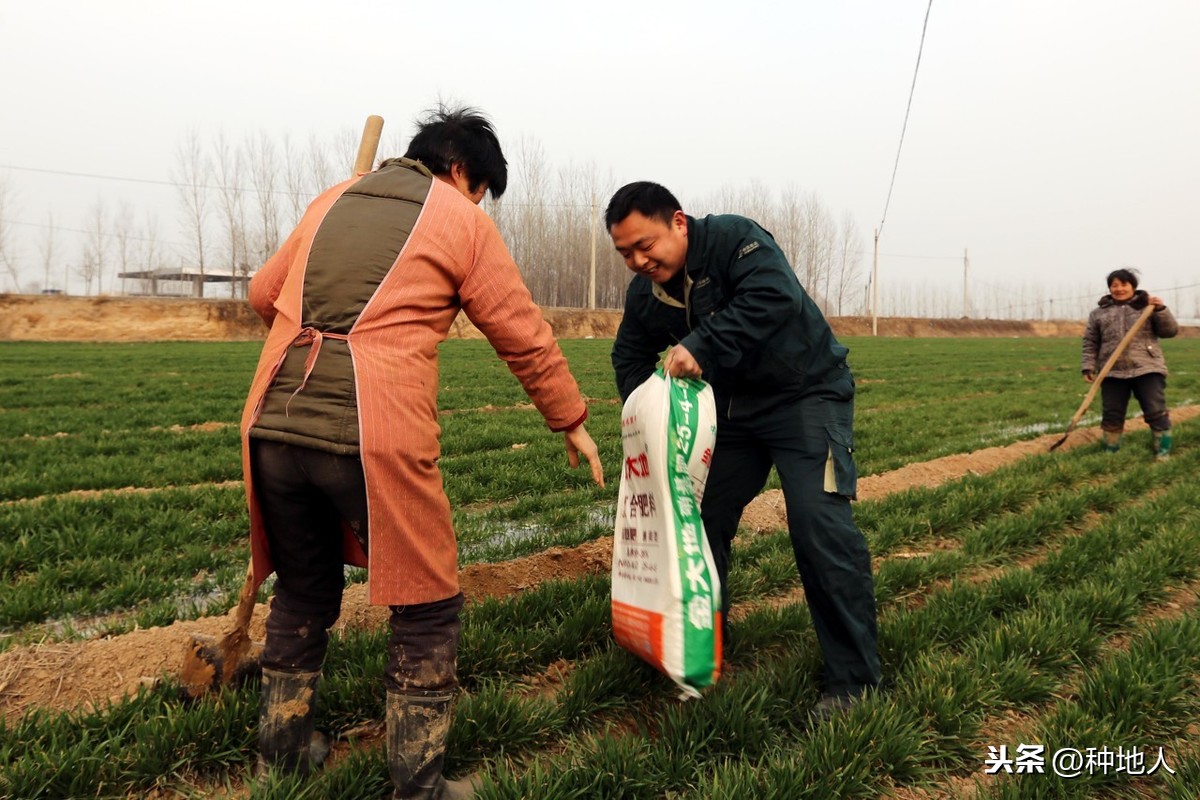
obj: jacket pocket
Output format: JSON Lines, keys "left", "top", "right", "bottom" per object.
{"left": 688, "top": 277, "right": 722, "bottom": 319}
{"left": 823, "top": 422, "right": 858, "bottom": 499}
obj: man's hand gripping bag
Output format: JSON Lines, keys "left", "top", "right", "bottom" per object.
{"left": 611, "top": 369, "right": 721, "bottom": 697}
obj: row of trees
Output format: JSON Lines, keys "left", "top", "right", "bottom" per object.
{"left": 4, "top": 130, "right": 1196, "bottom": 320}
{"left": 1, "top": 128, "right": 868, "bottom": 315}
{"left": 484, "top": 136, "right": 868, "bottom": 315}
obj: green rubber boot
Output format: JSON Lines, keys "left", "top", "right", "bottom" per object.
{"left": 1153, "top": 431, "right": 1172, "bottom": 461}
{"left": 1101, "top": 431, "right": 1122, "bottom": 453}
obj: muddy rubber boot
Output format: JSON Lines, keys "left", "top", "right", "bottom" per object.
{"left": 1153, "top": 431, "right": 1172, "bottom": 460}
{"left": 387, "top": 690, "right": 475, "bottom": 799}
{"left": 257, "top": 668, "right": 328, "bottom": 777}
{"left": 1101, "top": 431, "right": 1122, "bottom": 453}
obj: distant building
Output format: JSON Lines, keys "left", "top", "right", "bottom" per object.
{"left": 117, "top": 267, "right": 250, "bottom": 299}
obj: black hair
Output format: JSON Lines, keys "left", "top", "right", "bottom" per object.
{"left": 1106, "top": 268, "right": 1140, "bottom": 290}
{"left": 398, "top": 104, "right": 508, "bottom": 199}
{"left": 605, "top": 181, "right": 682, "bottom": 229}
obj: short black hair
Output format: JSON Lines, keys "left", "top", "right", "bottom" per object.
{"left": 399, "top": 104, "right": 508, "bottom": 199}
{"left": 1106, "top": 268, "right": 1140, "bottom": 289}
{"left": 605, "top": 181, "right": 682, "bottom": 229}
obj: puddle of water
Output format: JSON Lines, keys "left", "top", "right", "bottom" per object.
{"left": 459, "top": 507, "right": 615, "bottom": 559}
{"left": 987, "top": 411, "right": 1112, "bottom": 441}
{"left": 989, "top": 420, "right": 1063, "bottom": 438}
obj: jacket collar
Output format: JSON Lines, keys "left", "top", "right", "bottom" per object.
{"left": 1098, "top": 289, "right": 1149, "bottom": 309}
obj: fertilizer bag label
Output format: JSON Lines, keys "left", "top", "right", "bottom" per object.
{"left": 611, "top": 369, "right": 721, "bottom": 696}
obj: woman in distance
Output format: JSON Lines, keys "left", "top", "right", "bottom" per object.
{"left": 1080, "top": 267, "right": 1178, "bottom": 458}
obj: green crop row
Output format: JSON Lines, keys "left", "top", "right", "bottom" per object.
{"left": 2, "top": 431, "right": 1196, "bottom": 798}
{"left": 3, "top": 338, "right": 1198, "bottom": 501}
{"left": 20, "top": 336, "right": 1189, "bottom": 640}
{"left": 2, "top": 336, "right": 1198, "bottom": 796}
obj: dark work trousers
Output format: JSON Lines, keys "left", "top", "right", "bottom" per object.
{"left": 250, "top": 439, "right": 463, "bottom": 692}
{"left": 1100, "top": 373, "right": 1170, "bottom": 432}
{"left": 700, "top": 396, "right": 881, "bottom": 696}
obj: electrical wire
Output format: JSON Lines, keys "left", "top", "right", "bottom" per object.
{"left": 878, "top": 0, "right": 934, "bottom": 237}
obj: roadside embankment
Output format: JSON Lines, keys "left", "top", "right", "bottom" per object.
{"left": 3, "top": 294, "right": 1196, "bottom": 341}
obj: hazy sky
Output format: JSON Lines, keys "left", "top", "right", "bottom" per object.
{"left": 2, "top": 1, "right": 1198, "bottom": 309}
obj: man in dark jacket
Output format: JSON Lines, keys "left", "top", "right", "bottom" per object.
{"left": 607, "top": 181, "right": 880, "bottom": 719}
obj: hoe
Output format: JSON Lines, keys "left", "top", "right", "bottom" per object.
{"left": 180, "top": 115, "right": 384, "bottom": 697}
{"left": 1049, "top": 304, "right": 1153, "bottom": 452}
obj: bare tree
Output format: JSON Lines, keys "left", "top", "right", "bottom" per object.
{"left": 500, "top": 135, "right": 553, "bottom": 302}
{"left": 834, "top": 210, "right": 862, "bottom": 316}
{"left": 247, "top": 131, "right": 282, "bottom": 266}
{"left": 776, "top": 184, "right": 805, "bottom": 280}
{"left": 39, "top": 210, "right": 57, "bottom": 292}
{"left": 214, "top": 131, "right": 249, "bottom": 297}
{"left": 584, "top": 165, "right": 628, "bottom": 309}
{"left": 796, "top": 192, "right": 835, "bottom": 309}
{"left": 173, "top": 128, "right": 211, "bottom": 277}
{"left": 734, "top": 180, "right": 777, "bottom": 233}
{"left": 80, "top": 197, "right": 108, "bottom": 295}
{"left": 112, "top": 200, "right": 135, "bottom": 295}
{"left": 305, "top": 133, "right": 338, "bottom": 199}
{"left": 332, "top": 125, "right": 360, "bottom": 176}
{"left": 77, "top": 249, "right": 97, "bottom": 298}
{"left": 281, "top": 134, "right": 310, "bottom": 225}
{"left": 126, "top": 212, "right": 164, "bottom": 295}
{"left": 0, "top": 177, "right": 19, "bottom": 291}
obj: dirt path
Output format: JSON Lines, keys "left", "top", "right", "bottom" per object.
{"left": 1, "top": 409, "right": 1194, "bottom": 721}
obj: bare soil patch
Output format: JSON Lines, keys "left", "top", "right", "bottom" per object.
{"left": 14, "top": 293, "right": 1199, "bottom": 343}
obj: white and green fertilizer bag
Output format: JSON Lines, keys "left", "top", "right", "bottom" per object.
{"left": 611, "top": 369, "right": 722, "bottom": 697}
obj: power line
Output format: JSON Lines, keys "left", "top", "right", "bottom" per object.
{"left": 4, "top": 211, "right": 975, "bottom": 265}
{"left": 998, "top": 281, "right": 1200, "bottom": 310}
{"left": 1, "top": 217, "right": 191, "bottom": 248}
{"left": 854, "top": 249, "right": 960, "bottom": 260}
{"left": 0, "top": 163, "right": 305, "bottom": 199}
{"left": 1, "top": 163, "right": 594, "bottom": 208}
{"left": 878, "top": 0, "right": 934, "bottom": 236}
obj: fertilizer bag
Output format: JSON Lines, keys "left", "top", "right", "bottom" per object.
{"left": 611, "top": 369, "right": 721, "bottom": 696}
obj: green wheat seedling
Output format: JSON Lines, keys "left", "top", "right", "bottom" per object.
{"left": 3, "top": 339, "right": 1200, "bottom": 797}
{"left": 971, "top": 611, "right": 1200, "bottom": 799}
{"left": 457, "top": 575, "right": 613, "bottom": 684}
{"left": 0, "top": 683, "right": 256, "bottom": 800}
{"left": 0, "top": 342, "right": 258, "bottom": 439}
{"left": 0, "top": 486, "right": 250, "bottom": 635}
{"left": 0, "top": 427, "right": 241, "bottom": 500}
{"left": 5, "top": 458, "right": 1196, "bottom": 798}
{"left": 475, "top": 453, "right": 1200, "bottom": 796}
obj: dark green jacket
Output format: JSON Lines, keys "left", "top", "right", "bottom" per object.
{"left": 612, "top": 214, "right": 854, "bottom": 418}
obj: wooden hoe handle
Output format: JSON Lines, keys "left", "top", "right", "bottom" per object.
{"left": 1051, "top": 303, "right": 1156, "bottom": 450}
{"left": 353, "top": 114, "right": 385, "bottom": 176}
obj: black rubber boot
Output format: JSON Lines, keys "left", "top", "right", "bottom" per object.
{"left": 1101, "top": 431, "right": 1122, "bottom": 453}
{"left": 257, "top": 668, "right": 328, "bottom": 777}
{"left": 387, "top": 690, "right": 474, "bottom": 799}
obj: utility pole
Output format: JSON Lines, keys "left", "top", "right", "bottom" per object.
{"left": 962, "top": 247, "right": 969, "bottom": 319}
{"left": 871, "top": 228, "right": 879, "bottom": 336}
{"left": 588, "top": 192, "right": 597, "bottom": 310}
